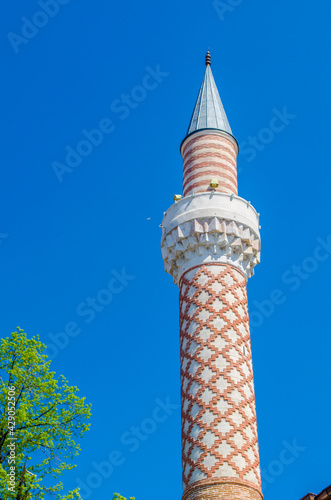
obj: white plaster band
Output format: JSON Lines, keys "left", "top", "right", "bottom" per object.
{"left": 162, "top": 192, "right": 260, "bottom": 235}
{"left": 161, "top": 193, "right": 261, "bottom": 284}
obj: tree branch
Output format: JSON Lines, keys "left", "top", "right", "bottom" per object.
{"left": 32, "top": 404, "right": 56, "bottom": 422}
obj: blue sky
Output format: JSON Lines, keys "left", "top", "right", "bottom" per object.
{"left": 1, "top": 0, "right": 331, "bottom": 499}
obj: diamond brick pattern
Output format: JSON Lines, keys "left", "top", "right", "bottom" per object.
{"left": 179, "top": 264, "right": 261, "bottom": 490}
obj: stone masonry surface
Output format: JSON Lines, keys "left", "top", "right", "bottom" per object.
{"left": 182, "top": 133, "right": 238, "bottom": 197}
{"left": 179, "top": 264, "right": 261, "bottom": 491}
{"left": 182, "top": 478, "right": 263, "bottom": 500}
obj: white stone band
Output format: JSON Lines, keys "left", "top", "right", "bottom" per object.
{"left": 161, "top": 193, "right": 261, "bottom": 283}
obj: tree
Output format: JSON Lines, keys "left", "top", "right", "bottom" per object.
{"left": 0, "top": 328, "right": 91, "bottom": 499}
{"left": 112, "top": 494, "right": 135, "bottom": 500}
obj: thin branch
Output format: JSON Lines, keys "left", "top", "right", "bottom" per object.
{"left": 0, "top": 430, "right": 8, "bottom": 456}
{"left": 16, "top": 413, "right": 80, "bottom": 432}
{"left": 15, "top": 385, "right": 25, "bottom": 408}
{"left": 16, "top": 457, "right": 27, "bottom": 500}
{"left": 32, "top": 404, "right": 56, "bottom": 422}
{"left": 7, "top": 353, "right": 17, "bottom": 387}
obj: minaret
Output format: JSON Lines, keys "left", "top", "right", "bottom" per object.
{"left": 161, "top": 52, "right": 263, "bottom": 500}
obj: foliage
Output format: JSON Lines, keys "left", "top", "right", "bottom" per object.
{"left": 0, "top": 328, "right": 91, "bottom": 500}
{"left": 112, "top": 494, "right": 135, "bottom": 500}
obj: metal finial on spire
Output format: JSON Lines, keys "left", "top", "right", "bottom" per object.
{"left": 186, "top": 53, "right": 232, "bottom": 136}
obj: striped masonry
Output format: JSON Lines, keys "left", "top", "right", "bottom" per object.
{"left": 182, "top": 133, "right": 238, "bottom": 197}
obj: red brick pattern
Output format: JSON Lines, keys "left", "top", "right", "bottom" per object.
{"left": 184, "top": 179, "right": 236, "bottom": 197}
{"left": 183, "top": 478, "right": 263, "bottom": 500}
{"left": 182, "top": 134, "right": 238, "bottom": 196}
{"left": 184, "top": 163, "right": 237, "bottom": 187}
{"left": 179, "top": 264, "right": 261, "bottom": 490}
{"left": 182, "top": 134, "right": 237, "bottom": 159}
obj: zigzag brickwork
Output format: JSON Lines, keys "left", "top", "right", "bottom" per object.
{"left": 179, "top": 263, "right": 262, "bottom": 493}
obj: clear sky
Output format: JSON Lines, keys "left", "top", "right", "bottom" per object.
{"left": 1, "top": 0, "right": 331, "bottom": 499}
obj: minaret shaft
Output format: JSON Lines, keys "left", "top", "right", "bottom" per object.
{"left": 161, "top": 53, "right": 263, "bottom": 500}
{"left": 179, "top": 264, "right": 261, "bottom": 496}
{"left": 181, "top": 130, "right": 238, "bottom": 197}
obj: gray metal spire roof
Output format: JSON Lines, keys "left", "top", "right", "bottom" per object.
{"left": 187, "top": 53, "right": 232, "bottom": 136}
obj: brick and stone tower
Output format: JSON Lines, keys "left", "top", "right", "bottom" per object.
{"left": 161, "top": 52, "right": 263, "bottom": 500}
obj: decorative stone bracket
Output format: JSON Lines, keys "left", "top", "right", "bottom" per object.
{"left": 161, "top": 192, "right": 261, "bottom": 284}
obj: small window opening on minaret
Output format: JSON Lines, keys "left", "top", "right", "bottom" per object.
{"left": 243, "top": 345, "right": 246, "bottom": 355}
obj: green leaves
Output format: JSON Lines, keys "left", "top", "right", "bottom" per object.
{"left": 0, "top": 328, "right": 91, "bottom": 500}
{"left": 112, "top": 493, "right": 135, "bottom": 500}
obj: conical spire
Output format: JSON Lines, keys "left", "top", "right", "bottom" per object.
{"left": 186, "top": 52, "right": 232, "bottom": 136}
